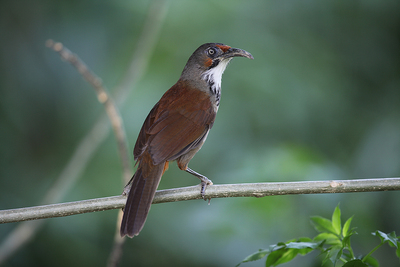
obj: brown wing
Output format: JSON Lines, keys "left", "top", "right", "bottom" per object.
{"left": 133, "top": 80, "right": 216, "bottom": 165}
{"left": 133, "top": 103, "right": 158, "bottom": 161}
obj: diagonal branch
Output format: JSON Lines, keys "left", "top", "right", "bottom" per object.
{"left": 106, "top": 2, "right": 169, "bottom": 266}
{"left": 1, "top": 178, "right": 400, "bottom": 224}
{"left": 0, "top": 1, "right": 167, "bottom": 264}
{"left": 45, "top": 39, "right": 132, "bottom": 182}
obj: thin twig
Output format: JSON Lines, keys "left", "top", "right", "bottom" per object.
{"left": 45, "top": 39, "right": 132, "bottom": 183}
{"left": 0, "top": 118, "right": 110, "bottom": 264}
{"left": 105, "top": 2, "right": 169, "bottom": 266}
{"left": 1, "top": 178, "right": 400, "bottom": 224}
{"left": 0, "top": 2, "right": 166, "bottom": 263}
{"left": 105, "top": 2, "right": 170, "bottom": 266}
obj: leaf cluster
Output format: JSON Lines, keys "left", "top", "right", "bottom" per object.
{"left": 237, "top": 204, "right": 400, "bottom": 267}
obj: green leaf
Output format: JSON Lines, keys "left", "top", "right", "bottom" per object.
{"left": 243, "top": 249, "right": 270, "bottom": 261}
{"left": 342, "top": 216, "right": 354, "bottom": 237}
{"left": 285, "top": 241, "right": 319, "bottom": 250}
{"left": 327, "top": 246, "right": 343, "bottom": 266}
{"left": 342, "top": 259, "right": 368, "bottom": 267}
{"left": 314, "top": 232, "right": 341, "bottom": 245}
{"left": 332, "top": 205, "right": 342, "bottom": 236}
{"left": 341, "top": 251, "right": 353, "bottom": 262}
{"left": 266, "top": 248, "right": 298, "bottom": 267}
{"left": 285, "top": 241, "right": 320, "bottom": 255}
{"left": 311, "top": 216, "right": 336, "bottom": 234}
{"left": 363, "top": 255, "right": 379, "bottom": 267}
{"left": 321, "top": 247, "right": 332, "bottom": 265}
{"left": 235, "top": 249, "right": 270, "bottom": 267}
{"left": 342, "top": 231, "right": 355, "bottom": 249}
{"left": 296, "top": 237, "right": 313, "bottom": 242}
{"left": 372, "top": 231, "right": 398, "bottom": 248}
{"left": 396, "top": 242, "right": 400, "bottom": 259}
{"left": 262, "top": 239, "right": 321, "bottom": 267}
{"left": 265, "top": 248, "right": 286, "bottom": 267}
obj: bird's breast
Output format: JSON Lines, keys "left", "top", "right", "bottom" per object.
{"left": 159, "top": 80, "right": 218, "bottom": 115}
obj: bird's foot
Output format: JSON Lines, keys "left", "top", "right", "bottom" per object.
{"left": 185, "top": 167, "right": 213, "bottom": 200}
{"left": 200, "top": 178, "right": 213, "bottom": 200}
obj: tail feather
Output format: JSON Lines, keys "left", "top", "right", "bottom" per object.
{"left": 120, "top": 156, "right": 165, "bottom": 237}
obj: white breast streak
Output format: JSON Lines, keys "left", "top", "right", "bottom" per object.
{"left": 201, "top": 58, "right": 232, "bottom": 106}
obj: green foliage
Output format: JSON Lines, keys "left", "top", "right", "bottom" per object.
{"left": 235, "top": 238, "right": 323, "bottom": 267}
{"left": 237, "top": 204, "right": 400, "bottom": 267}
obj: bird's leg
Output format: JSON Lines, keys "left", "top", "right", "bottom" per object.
{"left": 186, "top": 167, "right": 213, "bottom": 199}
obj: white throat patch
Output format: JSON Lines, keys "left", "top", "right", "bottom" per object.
{"left": 202, "top": 58, "right": 232, "bottom": 106}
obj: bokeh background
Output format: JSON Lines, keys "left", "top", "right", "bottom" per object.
{"left": 1, "top": 0, "right": 399, "bottom": 266}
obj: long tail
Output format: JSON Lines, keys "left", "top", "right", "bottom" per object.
{"left": 120, "top": 152, "right": 166, "bottom": 237}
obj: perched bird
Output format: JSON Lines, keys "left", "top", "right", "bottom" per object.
{"left": 120, "top": 43, "right": 253, "bottom": 237}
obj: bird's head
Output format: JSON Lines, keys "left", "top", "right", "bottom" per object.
{"left": 180, "top": 43, "right": 253, "bottom": 96}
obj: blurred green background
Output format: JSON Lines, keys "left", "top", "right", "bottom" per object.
{"left": 1, "top": 0, "right": 399, "bottom": 266}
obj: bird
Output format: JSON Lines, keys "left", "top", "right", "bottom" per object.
{"left": 120, "top": 43, "right": 253, "bottom": 238}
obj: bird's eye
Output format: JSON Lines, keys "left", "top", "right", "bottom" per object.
{"left": 207, "top": 47, "right": 217, "bottom": 57}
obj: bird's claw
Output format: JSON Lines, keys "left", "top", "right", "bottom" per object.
{"left": 200, "top": 179, "right": 213, "bottom": 201}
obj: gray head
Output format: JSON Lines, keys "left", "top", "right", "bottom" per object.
{"left": 180, "top": 43, "right": 253, "bottom": 82}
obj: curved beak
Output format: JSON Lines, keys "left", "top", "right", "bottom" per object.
{"left": 221, "top": 47, "right": 254, "bottom": 60}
